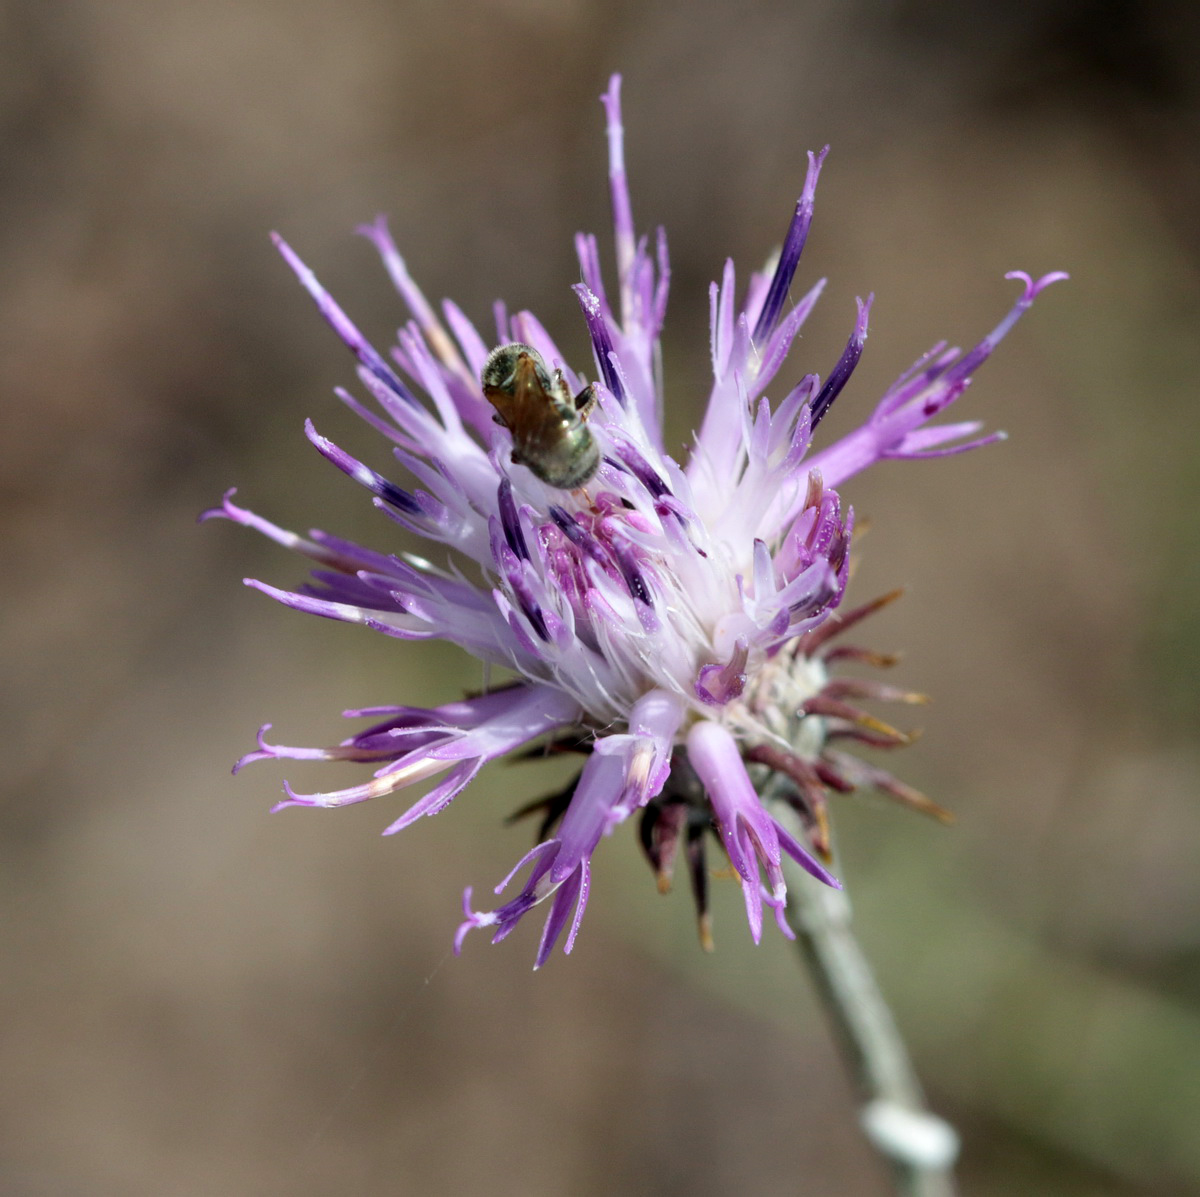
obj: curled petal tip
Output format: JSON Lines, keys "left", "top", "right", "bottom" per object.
{"left": 198, "top": 487, "right": 240, "bottom": 524}
{"left": 272, "top": 780, "right": 316, "bottom": 812}
{"left": 269, "top": 786, "right": 303, "bottom": 813}
{"left": 453, "top": 926, "right": 472, "bottom": 956}
{"left": 1005, "top": 269, "right": 1070, "bottom": 299}
{"left": 775, "top": 909, "right": 798, "bottom": 941}
{"left": 601, "top": 75, "right": 623, "bottom": 117}
{"left": 232, "top": 724, "right": 275, "bottom": 774}
{"left": 355, "top": 214, "right": 390, "bottom": 246}
{"left": 1032, "top": 270, "right": 1070, "bottom": 295}
{"left": 453, "top": 888, "right": 481, "bottom": 955}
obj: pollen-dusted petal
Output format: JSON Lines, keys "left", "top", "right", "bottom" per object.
{"left": 573, "top": 284, "right": 625, "bottom": 403}
{"left": 574, "top": 233, "right": 608, "bottom": 317}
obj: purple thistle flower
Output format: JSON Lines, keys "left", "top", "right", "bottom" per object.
{"left": 206, "top": 75, "right": 1065, "bottom": 967}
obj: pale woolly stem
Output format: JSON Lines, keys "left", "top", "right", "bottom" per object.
{"left": 778, "top": 802, "right": 959, "bottom": 1195}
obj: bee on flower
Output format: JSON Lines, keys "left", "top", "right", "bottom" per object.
{"left": 206, "top": 76, "right": 1065, "bottom": 967}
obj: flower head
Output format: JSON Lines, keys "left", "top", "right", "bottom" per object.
{"left": 207, "top": 76, "right": 1065, "bottom": 967}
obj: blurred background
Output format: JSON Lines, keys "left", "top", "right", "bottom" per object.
{"left": 3, "top": 0, "right": 1199, "bottom": 1192}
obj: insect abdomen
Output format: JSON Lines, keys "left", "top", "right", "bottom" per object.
{"left": 514, "top": 423, "right": 599, "bottom": 489}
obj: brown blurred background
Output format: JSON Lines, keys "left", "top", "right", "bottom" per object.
{"left": 3, "top": 0, "right": 1199, "bottom": 1193}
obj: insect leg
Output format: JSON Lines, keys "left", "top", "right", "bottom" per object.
{"left": 573, "top": 384, "right": 597, "bottom": 419}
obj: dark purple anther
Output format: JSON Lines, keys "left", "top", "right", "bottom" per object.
{"left": 811, "top": 295, "right": 872, "bottom": 430}
{"left": 548, "top": 506, "right": 609, "bottom": 568}
{"left": 751, "top": 147, "right": 828, "bottom": 344}
{"left": 375, "top": 480, "right": 420, "bottom": 516}
{"left": 305, "top": 420, "right": 422, "bottom": 515}
{"left": 497, "top": 479, "right": 529, "bottom": 561}
{"left": 549, "top": 505, "right": 588, "bottom": 546}
{"left": 615, "top": 443, "right": 670, "bottom": 498}
{"left": 552, "top": 505, "right": 651, "bottom": 607}
{"left": 611, "top": 540, "right": 652, "bottom": 607}
{"left": 510, "top": 578, "right": 550, "bottom": 642}
{"left": 573, "top": 284, "right": 625, "bottom": 403}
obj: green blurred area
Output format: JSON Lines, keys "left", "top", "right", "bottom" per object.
{"left": 2, "top": 1, "right": 1198, "bottom": 1193}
